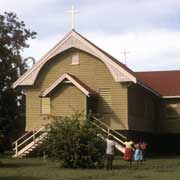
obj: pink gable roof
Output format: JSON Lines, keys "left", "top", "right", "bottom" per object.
{"left": 41, "top": 73, "right": 97, "bottom": 97}
{"left": 12, "top": 30, "right": 166, "bottom": 97}
{"left": 13, "top": 30, "right": 137, "bottom": 88}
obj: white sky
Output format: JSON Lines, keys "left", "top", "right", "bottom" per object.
{"left": 1, "top": 0, "right": 180, "bottom": 71}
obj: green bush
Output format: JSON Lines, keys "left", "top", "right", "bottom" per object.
{"left": 43, "top": 113, "right": 106, "bottom": 168}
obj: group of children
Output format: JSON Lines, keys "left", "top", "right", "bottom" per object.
{"left": 105, "top": 135, "right": 148, "bottom": 170}
{"left": 123, "top": 141, "right": 147, "bottom": 165}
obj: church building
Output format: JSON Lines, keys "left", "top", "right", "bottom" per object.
{"left": 13, "top": 30, "right": 180, "bottom": 152}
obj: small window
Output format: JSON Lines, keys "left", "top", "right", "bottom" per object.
{"left": 71, "top": 52, "right": 79, "bottom": 65}
{"left": 166, "top": 103, "right": 178, "bottom": 119}
{"left": 41, "top": 98, "right": 51, "bottom": 115}
{"left": 98, "top": 88, "right": 112, "bottom": 113}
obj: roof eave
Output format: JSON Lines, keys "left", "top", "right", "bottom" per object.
{"left": 137, "top": 80, "right": 160, "bottom": 97}
{"left": 162, "top": 95, "right": 180, "bottom": 99}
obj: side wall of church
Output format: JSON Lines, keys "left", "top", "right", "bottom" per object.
{"left": 128, "top": 84, "right": 158, "bottom": 132}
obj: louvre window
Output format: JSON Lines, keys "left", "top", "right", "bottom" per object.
{"left": 71, "top": 52, "right": 79, "bottom": 65}
{"left": 98, "top": 88, "right": 112, "bottom": 113}
{"left": 41, "top": 98, "right": 51, "bottom": 115}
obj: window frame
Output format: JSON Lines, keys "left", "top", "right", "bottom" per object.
{"left": 41, "top": 97, "right": 51, "bottom": 115}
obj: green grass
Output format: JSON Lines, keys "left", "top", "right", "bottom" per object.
{"left": 1, "top": 154, "right": 180, "bottom": 180}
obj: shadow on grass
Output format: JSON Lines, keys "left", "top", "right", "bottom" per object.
{"left": 133, "top": 175, "right": 148, "bottom": 179}
{"left": 113, "top": 164, "right": 131, "bottom": 170}
{"left": 148, "top": 155, "right": 180, "bottom": 159}
{"left": 0, "top": 176, "right": 45, "bottom": 180}
{"left": 0, "top": 162, "right": 44, "bottom": 168}
{"left": 155, "top": 169, "right": 175, "bottom": 173}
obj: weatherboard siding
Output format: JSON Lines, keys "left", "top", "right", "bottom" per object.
{"left": 51, "top": 84, "right": 86, "bottom": 116}
{"left": 25, "top": 49, "right": 128, "bottom": 131}
{"left": 158, "top": 99, "right": 180, "bottom": 133}
{"left": 128, "top": 84, "right": 157, "bottom": 132}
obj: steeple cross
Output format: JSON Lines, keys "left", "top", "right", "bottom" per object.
{"left": 66, "top": 5, "right": 79, "bottom": 30}
{"left": 120, "top": 48, "right": 132, "bottom": 65}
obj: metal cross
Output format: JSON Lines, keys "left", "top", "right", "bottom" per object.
{"left": 120, "top": 48, "right": 132, "bottom": 65}
{"left": 66, "top": 5, "right": 79, "bottom": 30}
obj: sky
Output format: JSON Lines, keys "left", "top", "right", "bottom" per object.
{"left": 1, "top": 0, "right": 180, "bottom": 71}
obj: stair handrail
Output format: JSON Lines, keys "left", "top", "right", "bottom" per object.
{"left": 91, "top": 116, "right": 127, "bottom": 140}
{"left": 89, "top": 119, "right": 125, "bottom": 146}
{"left": 13, "top": 126, "right": 46, "bottom": 156}
{"left": 12, "top": 131, "right": 32, "bottom": 146}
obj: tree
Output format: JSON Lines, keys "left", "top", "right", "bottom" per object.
{"left": 43, "top": 113, "right": 106, "bottom": 168}
{"left": 0, "top": 12, "right": 36, "bottom": 147}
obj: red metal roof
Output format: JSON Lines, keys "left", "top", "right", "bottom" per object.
{"left": 135, "top": 70, "right": 180, "bottom": 97}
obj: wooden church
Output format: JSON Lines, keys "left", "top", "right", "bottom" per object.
{"left": 13, "top": 30, "right": 180, "bottom": 155}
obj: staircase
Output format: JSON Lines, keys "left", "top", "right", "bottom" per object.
{"left": 12, "top": 126, "right": 47, "bottom": 158}
{"left": 12, "top": 116, "right": 127, "bottom": 157}
{"left": 90, "top": 116, "right": 127, "bottom": 154}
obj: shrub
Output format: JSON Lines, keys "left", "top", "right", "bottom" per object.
{"left": 43, "top": 113, "right": 105, "bottom": 168}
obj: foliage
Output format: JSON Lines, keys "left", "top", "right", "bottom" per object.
{"left": 0, "top": 12, "right": 36, "bottom": 145}
{"left": 43, "top": 113, "right": 106, "bottom": 168}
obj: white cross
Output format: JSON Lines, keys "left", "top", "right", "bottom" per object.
{"left": 120, "top": 48, "right": 132, "bottom": 65}
{"left": 66, "top": 5, "right": 79, "bottom": 30}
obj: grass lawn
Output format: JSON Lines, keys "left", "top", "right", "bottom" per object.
{"left": 1, "top": 154, "right": 180, "bottom": 180}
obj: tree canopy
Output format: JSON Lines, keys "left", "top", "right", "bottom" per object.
{"left": 0, "top": 12, "right": 36, "bottom": 146}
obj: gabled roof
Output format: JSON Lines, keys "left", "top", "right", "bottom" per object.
{"left": 41, "top": 73, "right": 97, "bottom": 97}
{"left": 13, "top": 30, "right": 137, "bottom": 88}
{"left": 135, "top": 70, "right": 180, "bottom": 98}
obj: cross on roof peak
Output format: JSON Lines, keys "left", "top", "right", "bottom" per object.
{"left": 120, "top": 48, "right": 132, "bottom": 65}
{"left": 66, "top": 5, "right": 79, "bottom": 30}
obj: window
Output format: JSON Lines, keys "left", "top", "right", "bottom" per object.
{"left": 98, "top": 88, "right": 112, "bottom": 113}
{"left": 166, "top": 103, "right": 178, "bottom": 119}
{"left": 71, "top": 52, "right": 79, "bottom": 65}
{"left": 41, "top": 98, "right": 51, "bottom": 115}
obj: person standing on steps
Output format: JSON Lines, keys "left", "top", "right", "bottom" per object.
{"left": 105, "top": 135, "right": 116, "bottom": 170}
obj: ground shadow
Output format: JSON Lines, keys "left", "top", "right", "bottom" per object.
{"left": 113, "top": 164, "right": 130, "bottom": 170}
{"left": 0, "top": 162, "right": 44, "bottom": 168}
{"left": 0, "top": 176, "right": 45, "bottom": 180}
{"left": 133, "top": 175, "right": 148, "bottom": 179}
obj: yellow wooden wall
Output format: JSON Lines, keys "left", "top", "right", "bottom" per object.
{"left": 51, "top": 84, "right": 86, "bottom": 116}
{"left": 25, "top": 49, "right": 128, "bottom": 131}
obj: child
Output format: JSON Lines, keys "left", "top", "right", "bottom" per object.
{"left": 124, "top": 140, "right": 134, "bottom": 165}
{"left": 140, "top": 142, "right": 148, "bottom": 161}
{"left": 134, "top": 143, "right": 143, "bottom": 165}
